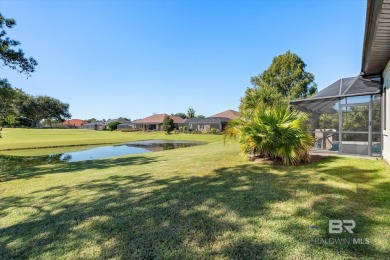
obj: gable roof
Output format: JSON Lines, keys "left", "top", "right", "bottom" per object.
{"left": 169, "top": 115, "right": 185, "bottom": 123}
{"left": 209, "top": 110, "right": 239, "bottom": 120}
{"left": 62, "top": 119, "right": 88, "bottom": 127}
{"left": 133, "top": 114, "right": 185, "bottom": 124}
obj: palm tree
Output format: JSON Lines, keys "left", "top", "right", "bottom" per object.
{"left": 187, "top": 108, "right": 196, "bottom": 118}
{"left": 239, "top": 83, "right": 287, "bottom": 112}
{"left": 225, "top": 105, "right": 314, "bottom": 165}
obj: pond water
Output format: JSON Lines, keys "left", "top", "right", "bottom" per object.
{"left": 0, "top": 140, "right": 204, "bottom": 172}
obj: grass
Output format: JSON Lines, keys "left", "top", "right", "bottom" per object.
{"left": 0, "top": 128, "right": 221, "bottom": 151}
{"left": 0, "top": 130, "right": 390, "bottom": 258}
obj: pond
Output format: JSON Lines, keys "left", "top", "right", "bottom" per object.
{"left": 0, "top": 140, "right": 204, "bottom": 172}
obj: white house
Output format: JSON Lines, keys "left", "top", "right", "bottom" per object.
{"left": 362, "top": 0, "right": 390, "bottom": 162}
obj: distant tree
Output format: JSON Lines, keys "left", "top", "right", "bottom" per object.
{"left": 171, "top": 113, "right": 187, "bottom": 119}
{"left": 108, "top": 121, "right": 121, "bottom": 131}
{"left": 250, "top": 51, "right": 317, "bottom": 100}
{"left": 20, "top": 95, "right": 71, "bottom": 127}
{"left": 0, "top": 13, "right": 37, "bottom": 137}
{"left": 0, "top": 80, "right": 16, "bottom": 123}
{"left": 2, "top": 114, "right": 19, "bottom": 127}
{"left": 240, "top": 51, "right": 317, "bottom": 112}
{"left": 197, "top": 115, "right": 206, "bottom": 118}
{"left": 0, "top": 13, "right": 37, "bottom": 81}
{"left": 87, "top": 118, "right": 97, "bottom": 123}
{"left": 163, "top": 117, "right": 174, "bottom": 134}
{"left": 187, "top": 108, "right": 196, "bottom": 118}
{"left": 117, "top": 117, "right": 130, "bottom": 123}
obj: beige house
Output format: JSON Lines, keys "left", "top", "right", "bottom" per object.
{"left": 133, "top": 114, "right": 184, "bottom": 131}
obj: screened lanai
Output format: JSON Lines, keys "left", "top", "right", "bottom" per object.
{"left": 291, "top": 76, "right": 382, "bottom": 157}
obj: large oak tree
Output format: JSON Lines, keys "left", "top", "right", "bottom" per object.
{"left": 241, "top": 51, "right": 317, "bottom": 112}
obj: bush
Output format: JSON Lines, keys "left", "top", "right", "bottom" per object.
{"left": 207, "top": 127, "right": 220, "bottom": 135}
{"left": 163, "top": 117, "right": 174, "bottom": 134}
{"left": 107, "top": 121, "right": 121, "bottom": 131}
{"left": 225, "top": 105, "right": 313, "bottom": 165}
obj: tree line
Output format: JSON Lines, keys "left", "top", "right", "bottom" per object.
{"left": 0, "top": 86, "right": 71, "bottom": 128}
{"left": 0, "top": 13, "right": 70, "bottom": 130}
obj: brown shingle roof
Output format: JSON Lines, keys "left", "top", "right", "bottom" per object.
{"left": 169, "top": 115, "right": 185, "bottom": 123}
{"left": 62, "top": 119, "right": 88, "bottom": 127}
{"left": 209, "top": 110, "right": 239, "bottom": 120}
{"left": 133, "top": 114, "right": 185, "bottom": 124}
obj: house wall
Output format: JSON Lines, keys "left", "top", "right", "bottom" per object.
{"left": 382, "top": 60, "right": 390, "bottom": 162}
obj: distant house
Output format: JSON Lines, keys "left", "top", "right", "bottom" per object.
{"left": 106, "top": 118, "right": 130, "bottom": 124}
{"left": 62, "top": 119, "right": 88, "bottom": 129}
{"left": 182, "top": 109, "right": 239, "bottom": 132}
{"left": 209, "top": 109, "right": 240, "bottom": 120}
{"left": 183, "top": 117, "right": 231, "bottom": 132}
{"left": 80, "top": 121, "right": 106, "bottom": 130}
{"left": 133, "top": 114, "right": 185, "bottom": 131}
{"left": 117, "top": 121, "right": 135, "bottom": 130}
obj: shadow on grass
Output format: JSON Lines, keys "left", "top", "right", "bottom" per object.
{"left": 0, "top": 155, "right": 161, "bottom": 182}
{"left": 0, "top": 156, "right": 389, "bottom": 258}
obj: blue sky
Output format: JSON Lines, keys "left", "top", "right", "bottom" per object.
{"left": 1, "top": 0, "right": 366, "bottom": 120}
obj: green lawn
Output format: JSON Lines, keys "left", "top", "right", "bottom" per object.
{"left": 0, "top": 130, "right": 390, "bottom": 259}
{"left": 0, "top": 128, "right": 221, "bottom": 151}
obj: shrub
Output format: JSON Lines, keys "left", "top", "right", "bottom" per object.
{"left": 107, "top": 121, "right": 121, "bottom": 131}
{"left": 163, "top": 117, "right": 174, "bottom": 134}
{"left": 207, "top": 127, "right": 220, "bottom": 135}
{"left": 225, "top": 105, "right": 314, "bottom": 165}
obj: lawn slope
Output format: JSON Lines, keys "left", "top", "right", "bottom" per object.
{"left": 0, "top": 137, "right": 390, "bottom": 259}
{"left": 0, "top": 128, "right": 221, "bottom": 150}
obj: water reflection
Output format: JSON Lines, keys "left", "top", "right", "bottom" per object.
{"left": 0, "top": 140, "right": 204, "bottom": 172}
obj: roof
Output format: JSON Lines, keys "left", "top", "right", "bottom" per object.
{"left": 83, "top": 121, "right": 106, "bottom": 126}
{"left": 362, "top": 0, "right": 390, "bottom": 75}
{"left": 290, "top": 76, "right": 381, "bottom": 113}
{"left": 62, "top": 119, "right": 88, "bottom": 127}
{"left": 118, "top": 121, "right": 134, "bottom": 126}
{"left": 106, "top": 118, "right": 131, "bottom": 124}
{"left": 133, "top": 114, "right": 185, "bottom": 124}
{"left": 183, "top": 117, "right": 230, "bottom": 124}
{"left": 169, "top": 115, "right": 185, "bottom": 124}
{"left": 209, "top": 109, "right": 239, "bottom": 119}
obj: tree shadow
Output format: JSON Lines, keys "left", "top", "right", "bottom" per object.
{"left": 0, "top": 155, "right": 161, "bottom": 183}
{"left": 0, "top": 157, "right": 389, "bottom": 258}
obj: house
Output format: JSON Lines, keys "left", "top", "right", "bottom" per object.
{"left": 362, "top": 0, "right": 390, "bottom": 162}
{"left": 183, "top": 117, "right": 231, "bottom": 132}
{"left": 117, "top": 121, "right": 135, "bottom": 130}
{"left": 133, "top": 114, "right": 185, "bottom": 131}
{"left": 291, "top": 0, "right": 390, "bottom": 159}
{"left": 106, "top": 118, "right": 130, "bottom": 124}
{"left": 80, "top": 121, "right": 106, "bottom": 130}
{"left": 62, "top": 119, "right": 88, "bottom": 129}
{"left": 182, "top": 109, "right": 239, "bottom": 132}
{"left": 209, "top": 109, "right": 240, "bottom": 120}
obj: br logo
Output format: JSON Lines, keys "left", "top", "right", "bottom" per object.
{"left": 329, "top": 220, "right": 356, "bottom": 234}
